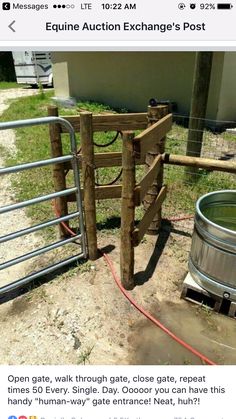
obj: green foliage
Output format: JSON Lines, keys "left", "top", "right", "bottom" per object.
{"left": 38, "top": 82, "right": 46, "bottom": 99}
{"left": 0, "top": 82, "right": 22, "bottom": 89}
{"left": 77, "top": 346, "right": 94, "bottom": 364}
{"left": 0, "top": 52, "right": 16, "bottom": 82}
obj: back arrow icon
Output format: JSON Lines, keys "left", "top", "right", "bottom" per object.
{"left": 8, "top": 20, "right": 16, "bottom": 32}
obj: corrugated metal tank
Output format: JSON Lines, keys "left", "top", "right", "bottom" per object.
{"left": 189, "top": 190, "right": 236, "bottom": 301}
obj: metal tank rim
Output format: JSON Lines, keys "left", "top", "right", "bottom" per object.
{"left": 195, "top": 189, "right": 236, "bottom": 244}
{"left": 190, "top": 190, "right": 236, "bottom": 298}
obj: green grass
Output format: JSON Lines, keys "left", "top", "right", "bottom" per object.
{"left": 163, "top": 123, "right": 236, "bottom": 217}
{"left": 1, "top": 92, "right": 235, "bottom": 238}
{"left": 0, "top": 81, "right": 24, "bottom": 89}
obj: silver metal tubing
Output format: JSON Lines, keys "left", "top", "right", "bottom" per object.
{"left": 0, "top": 252, "right": 85, "bottom": 295}
{"left": 72, "top": 156, "right": 87, "bottom": 256}
{"left": 0, "top": 234, "right": 82, "bottom": 271}
{"left": 0, "top": 117, "right": 77, "bottom": 176}
{"left": 0, "top": 211, "right": 80, "bottom": 244}
{"left": 0, "top": 116, "right": 87, "bottom": 288}
{"left": 189, "top": 258, "right": 236, "bottom": 301}
{"left": 0, "top": 155, "right": 72, "bottom": 176}
{"left": 0, "top": 116, "right": 75, "bottom": 136}
{"left": 0, "top": 187, "right": 77, "bottom": 215}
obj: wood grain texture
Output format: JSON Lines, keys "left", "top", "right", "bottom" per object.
{"left": 120, "top": 131, "right": 135, "bottom": 290}
{"left": 60, "top": 113, "right": 148, "bottom": 133}
{"left": 132, "top": 186, "right": 167, "bottom": 246}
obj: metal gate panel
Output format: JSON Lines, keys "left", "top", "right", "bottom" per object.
{"left": 0, "top": 116, "right": 86, "bottom": 295}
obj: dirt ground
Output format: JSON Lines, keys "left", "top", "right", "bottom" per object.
{"left": 0, "top": 226, "right": 236, "bottom": 366}
{"left": 0, "top": 88, "right": 41, "bottom": 287}
{"left": 0, "top": 88, "right": 236, "bottom": 366}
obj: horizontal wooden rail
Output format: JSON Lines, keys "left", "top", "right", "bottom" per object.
{"left": 64, "top": 151, "right": 146, "bottom": 171}
{"left": 134, "top": 114, "right": 172, "bottom": 158}
{"left": 132, "top": 186, "right": 167, "bottom": 247}
{"left": 134, "top": 154, "right": 162, "bottom": 206}
{"left": 162, "top": 153, "right": 236, "bottom": 174}
{"left": 66, "top": 185, "right": 122, "bottom": 202}
{"left": 60, "top": 113, "right": 148, "bottom": 133}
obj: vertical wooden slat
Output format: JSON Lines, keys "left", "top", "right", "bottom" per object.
{"left": 80, "top": 112, "right": 98, "bottom": 260}
{"left": 48, "top": 105, "right": 69, "bottom": 238}
{"left": 143, "top": 104, "right": 168, "bottom": 234}
{"left": 120, "top": 131, "right": 135, "bottom": 290}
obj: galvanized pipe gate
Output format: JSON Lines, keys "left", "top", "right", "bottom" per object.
{"left": 0, "top": 116, "right": 86, "bottom": 295}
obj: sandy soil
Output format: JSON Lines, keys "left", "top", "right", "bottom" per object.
{"left": 0, "top": 88, "right": 41, "bottom": 288}
{"left": 0, "top": 88, "right": 236, "bottom": 366}
{"left": 0, "top": 227, "right": 236, "bottom": 366}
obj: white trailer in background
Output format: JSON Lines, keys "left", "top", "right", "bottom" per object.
{"left": 12, "top": 51, "right": 53, "bottom": 86}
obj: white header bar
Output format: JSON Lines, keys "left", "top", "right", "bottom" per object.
{"left": 0, "top": 0, "right": 235, "bottom": 47}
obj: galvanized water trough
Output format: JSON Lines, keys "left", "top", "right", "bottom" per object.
{"left": 189, "top": 190, "right": 236, "bottom": 301}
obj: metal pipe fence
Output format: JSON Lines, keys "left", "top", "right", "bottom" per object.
{"left": 0, "top": 187, "right": 77, "bottom": 214}
{"left": 0, "top": 116, "right": 86, "bottom": 295}
{"left": 0, "top": 211, "right": 80, "bottom": 245}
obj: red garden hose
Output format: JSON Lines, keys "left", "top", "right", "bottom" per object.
{"left": 102, "top": 251, "right": 216, "bottom": 365}
{"left": 168, "top": 215, "right": 194, "bottom": 222}
{"left": 53, "top": 200, "right": 216, "bottom": 365}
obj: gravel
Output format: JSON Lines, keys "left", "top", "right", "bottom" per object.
{"left": 0, "top": 88, "right": 41, "bottom": 288}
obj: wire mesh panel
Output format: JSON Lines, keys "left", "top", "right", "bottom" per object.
{"left": 163, "top": 116, "right": 236, "bottom": 223}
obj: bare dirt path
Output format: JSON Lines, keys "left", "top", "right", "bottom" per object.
{"left": 0, "top": 87, "right": 40, "bottom": 288}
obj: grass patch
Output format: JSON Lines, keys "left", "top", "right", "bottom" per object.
{"left": 0, "top": 82, "right": 24, "bottom": 89}
{"left": 163, "top": 166, "right": 235, "bottom": 218}
{"left": 163, "top": 124, "right": 236, "bottom": 217}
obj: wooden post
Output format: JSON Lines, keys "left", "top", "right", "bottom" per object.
{"left": 143, "top": 104, "right": 168, "bottom": 234}
{"left": 120, "top": 131, "right": 136, "bottom": 290}
{"left": 162, "top": 153, "right": 236, "bottom": 174}
{"left": 48, "top": 105, "right": 69, "bottom": 238}
{"left": 185, "top": 52, "right": 213, "bottom": 179}
{"left": 80, "top": 111, "right": 98, "bottom": 260}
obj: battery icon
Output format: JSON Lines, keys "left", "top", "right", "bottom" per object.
{"left": 217, "top": 3, "right": 233, "bottom": 8}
